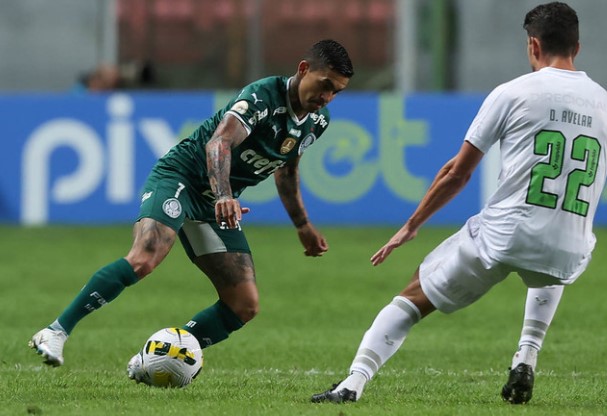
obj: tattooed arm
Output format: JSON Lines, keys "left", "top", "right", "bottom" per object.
{"left": 275, "top": 157, "right": 328, "bottom": 256}
{"left": 274, "top": 156, "right": 308, "bottom": 228}
{"left": 206, "top": 113, "right": 249, "bottom": 228}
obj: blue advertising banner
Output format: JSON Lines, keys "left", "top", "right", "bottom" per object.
{"left": 1, "top": 92, "right": 605, "bottom": 226}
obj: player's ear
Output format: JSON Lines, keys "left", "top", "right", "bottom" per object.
{"left": 297, "top": 60, "right": 311, "bottom": 77}
{"left": 572, "top": 41, "right": 580, "bottom": 59}
{"left": 529, "top": 36, "right": 541, "bottom": 59}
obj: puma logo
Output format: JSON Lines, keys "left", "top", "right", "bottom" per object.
{"left": 251, "top": 93, "right": 263, "bottom": 104}
{"left": 272, "top": 125, "right": 282, "bottom": 138}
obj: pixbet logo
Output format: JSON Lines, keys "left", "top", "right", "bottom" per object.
{"left": 21, "top": 94, "right": 177, "bottom": 225}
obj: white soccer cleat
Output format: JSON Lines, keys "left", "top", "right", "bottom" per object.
{"left": 29, "top": 328, "right": 68, "bottom": 367}
{"left": 127, "top": 351, "right": 152, "bottom": 385}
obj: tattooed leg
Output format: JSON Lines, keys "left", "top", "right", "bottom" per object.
{"left": 193, "top": 252, "right": 259, "bottom": 323}
{"left": 126, "top": 218, "right": 177, "bottom": 277}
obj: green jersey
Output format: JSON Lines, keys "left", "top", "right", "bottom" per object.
{"left": 155, "top": 76, "right": 331, "bottom": 203}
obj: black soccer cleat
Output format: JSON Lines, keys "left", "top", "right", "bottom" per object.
{"left": 501, "top": 363, "right": 534, "bottom": 404}
{"left": 311, "top": 383, "right": 357, "bottom": 403}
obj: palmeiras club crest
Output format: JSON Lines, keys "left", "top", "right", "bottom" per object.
{"left": 162, "top": 198, "right": 182, "bottom": 218}
{"left": 298, "top": 133, "right": 317, "bottom": 155}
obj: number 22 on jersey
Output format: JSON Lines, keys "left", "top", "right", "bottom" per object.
{"left": 526, "top": 130, "right": 601, "bottom": 217}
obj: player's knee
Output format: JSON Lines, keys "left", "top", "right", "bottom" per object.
{"left": 230, "top": 296, "right": 259, "bottom": 323}
{"left": 126, "top": 256, "right": 158, "bottom": 278}
{"left": 237, "top": 300, "right": 259, "bottom": 323}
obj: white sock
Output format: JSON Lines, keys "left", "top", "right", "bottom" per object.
{"left": 49, "top": 320, "right": 68, "bottom": 335}
{"left": 336, "top": 296, "right": 421, "bottom": 399}
{"left": 511, "top": 345, "right": 538, "bottom": 370}
{"left": 333, "top": 371, "right": 367, "bottom": 400}
{"left": 512, "top": 285, "right": 564, "bottom": 370}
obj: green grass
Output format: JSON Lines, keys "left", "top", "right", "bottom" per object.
{"left": 1, "top": 225, "right": 606, "bottom": 415}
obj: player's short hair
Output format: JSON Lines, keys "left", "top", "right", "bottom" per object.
{"left": 305, "top": 39, "right": 354, "bottom": 78}
{"left": 523, "top": 2, "right": 578, "bottom": 57}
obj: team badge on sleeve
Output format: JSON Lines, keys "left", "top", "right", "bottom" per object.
{"left": 231, "top": 101, "right": 249, "bottom": 115}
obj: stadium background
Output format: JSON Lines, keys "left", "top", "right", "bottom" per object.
{"left": 1, "top": 0, "right": 606, "bottom": 226}
{"left": 3, "top": 3, "right": 607, "bottom": 415}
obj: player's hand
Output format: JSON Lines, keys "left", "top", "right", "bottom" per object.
{"left": 370, "top": 225, "right": 417, "bottom": 266}
{"left": 214, "top": 197, "right": 250, "bottom": 229}
{"left": 296, "top": 223, "right": 329, "bottom": 257}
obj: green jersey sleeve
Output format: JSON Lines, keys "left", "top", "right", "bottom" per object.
{"left": 225, "top": 78, "right": 281, "bottom": 136}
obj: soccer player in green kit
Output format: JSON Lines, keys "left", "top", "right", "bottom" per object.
{"left": 29, "top": 40, "right": 354, "bottom": 378}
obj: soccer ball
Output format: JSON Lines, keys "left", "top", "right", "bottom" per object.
{"left": 140, "top": 327, "right": 203, "bottom": 388}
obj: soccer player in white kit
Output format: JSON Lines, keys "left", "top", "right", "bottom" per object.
{"left": 312, "top": 1, "right": 607, "bottom": 405}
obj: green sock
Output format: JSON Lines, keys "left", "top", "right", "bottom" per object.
{"left": 183, "top": 300, "right": 244, "bottom": 348}
{"left": 57, "top": 258, "right": 139, "bottom": 334}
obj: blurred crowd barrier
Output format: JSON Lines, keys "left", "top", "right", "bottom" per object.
{"left": 2, "top": 0, "right": 606, "bottom": 92}
{"left": 117, "top": 0, "right": 397, "bottom": 90}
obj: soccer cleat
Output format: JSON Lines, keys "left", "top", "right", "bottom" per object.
{"left": 127, "top": 351, "right": 152, "bottom": 386}
{"left": 311, "top": 383, "right": 357, "bottom": 403}
{"left": 28, "top": 328, "right": 68, "bottom": 367}
{"left": 501, "top": 363, "right": 534, "bottom": 404}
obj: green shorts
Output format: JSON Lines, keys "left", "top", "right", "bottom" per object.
{"left": 137, "top": 167, "right": 251, "bottom": 259}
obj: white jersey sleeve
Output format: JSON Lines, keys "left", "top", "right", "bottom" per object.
{"left": 463, "top": 83, "right": 512, "bottom": 153}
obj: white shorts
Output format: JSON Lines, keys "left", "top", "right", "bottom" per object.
{"left": 419, "top": 218, "right": 562, "bottom": 314}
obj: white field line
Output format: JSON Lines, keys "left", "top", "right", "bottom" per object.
{"left": 3, "top": 364, "right": 604, "bottom": 379}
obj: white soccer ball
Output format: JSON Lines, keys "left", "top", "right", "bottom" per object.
{"left": 140, "top": 327, "right": 203, "bottom": 388}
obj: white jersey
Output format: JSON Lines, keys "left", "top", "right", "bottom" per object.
{"left": 465, "top": 67, "right": 607, "bottom": 282}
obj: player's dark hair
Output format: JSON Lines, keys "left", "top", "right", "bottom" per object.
{"left": 305, "top": 39, "right": 354, "bottom": 78}
{"left": 523, "top": 2, "right": 578, "bottom": 56}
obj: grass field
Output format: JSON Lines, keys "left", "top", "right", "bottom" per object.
{"left": 1, "top": 224, "right": 606, "bottom": 416}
